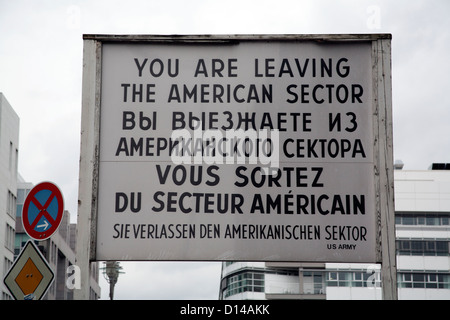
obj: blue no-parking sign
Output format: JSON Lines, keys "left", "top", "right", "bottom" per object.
{"left": 22, "top": 182, "right": 64, "bottom": 240}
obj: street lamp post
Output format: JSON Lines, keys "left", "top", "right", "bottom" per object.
{"left": 102, "top": 261, "right": 124, "bottom": 300}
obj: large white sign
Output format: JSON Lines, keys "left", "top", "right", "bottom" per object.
{"left": 85, "top": 36, "right": 392, "bottom": 263}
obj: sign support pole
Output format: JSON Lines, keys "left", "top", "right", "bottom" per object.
{"left": 373, "top": 38, "right": 397, "bottom": 300}
{"left": 75, "top": 38, "right": 101, "bottom": 300}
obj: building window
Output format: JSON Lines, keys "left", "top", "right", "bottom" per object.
{"left": 223, "top": 271, "right": 264, "bottom": 298}
{"left": 396, "top": 213, "right": 450, "bottom": 226}
{"left": 2, "top": 291, "right": 13, "bottom": 300}
{"left": 15, "top": 148, "right": 18, "bottom": 178}
{"left": 16, "top": 188, "right": 31, "bottom": 217}
{"left": 303, "top": 271, "right": 326, "bottom": 294}
{"left": 398, "top": 272, "right": 450, "bottom": 289}
{"left": 327, "top": 270, "right": 381, "bottom": 288}
{"left": 5, "top": 223, "right": 15, "bottom": 252}
{"left": 327, "top": 271, "right": 353, "bottom": 287}
{"left": 6, "top": 190, "right": 16, "bottom": 218}
{"left": 17, "top": 189, "right": 26, "bottom": 204}
{"left": 397, "top": 239, "right": 450, "bottom": 256}
{"left": 3, "top": 257, "right": 13, "bottom": 276}
{"left": 9, "top": 141, "right": 13, "bottom": 170}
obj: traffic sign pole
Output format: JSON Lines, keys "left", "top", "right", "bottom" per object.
{"left": 75, "top": 38, "right": 102, "bottom": 300}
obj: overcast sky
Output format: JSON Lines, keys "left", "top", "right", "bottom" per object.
{"left": 1, "top": 0, "right": 449, "bottom": 300}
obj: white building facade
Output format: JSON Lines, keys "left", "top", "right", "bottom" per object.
{"left": 0, "top": 93, "right": 20, "bottom": 300}
{"left": 393, "top": 166, "right": 450, "bottom": 299}
{"left": 220, "top": 165, "right": 450, "bottom": 300}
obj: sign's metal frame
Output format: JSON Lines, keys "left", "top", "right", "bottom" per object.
{"left": 75, "top": 34, "right": 395, "bottom": 299}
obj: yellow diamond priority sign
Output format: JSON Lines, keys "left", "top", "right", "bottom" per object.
{"left": 3, "top": 240, "right": 54, "bottom": 300}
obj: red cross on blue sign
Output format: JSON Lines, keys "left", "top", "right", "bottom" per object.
{"left": 22, "top": 182, "right": 64, "bottom": 241}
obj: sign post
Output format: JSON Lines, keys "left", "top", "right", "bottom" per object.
{"left": 372, "top": 38, "right": 396, "bottom": 300}
{"left": 76, "top": 34, "right": 396, "bottom": 299}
